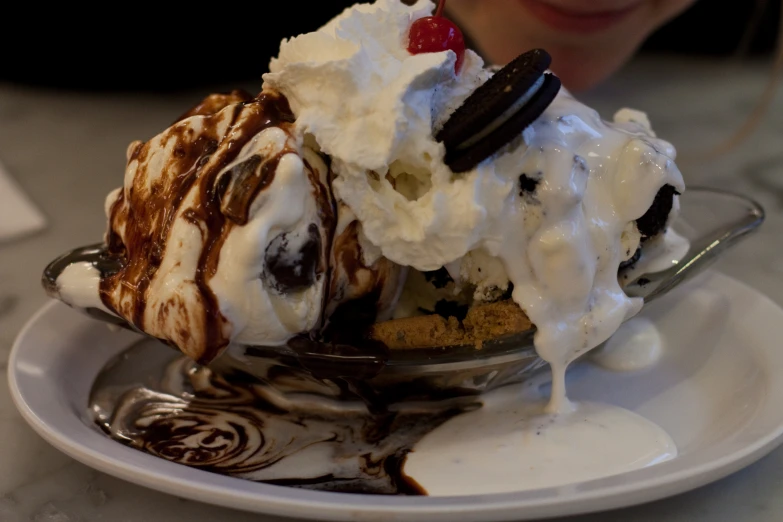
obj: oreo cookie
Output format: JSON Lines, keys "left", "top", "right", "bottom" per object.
{"left": 436, "top": 49, "right": 561, "bottom": 173}
{"left": 262, "top": 224, "right": 322, "bottom": 293}
{"left": 636, "top": 184, "right": 679, "bottom": 241}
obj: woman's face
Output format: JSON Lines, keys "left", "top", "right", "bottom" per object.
{"left": 446, "top": 0, "right": 698, "bottom": 92}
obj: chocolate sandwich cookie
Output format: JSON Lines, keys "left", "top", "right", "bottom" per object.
{"left": 436, "top": 49, "right": 561, "bottom": 173}
{"left": 636, "top": 184, "right": 679, "bottom": 241}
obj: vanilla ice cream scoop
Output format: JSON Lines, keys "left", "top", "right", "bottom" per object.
{"left": 53, "top": 90, "right": 338, "bottom": 363}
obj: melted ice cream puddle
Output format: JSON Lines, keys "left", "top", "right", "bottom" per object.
{"left": 404, "top": 382, "right": 676, "bottom": 495}
{"left": 404, "top": 314, "right": 674, "bottom": 495}
{"left": 591, "top": 317, "right": 663, "bottom": 372}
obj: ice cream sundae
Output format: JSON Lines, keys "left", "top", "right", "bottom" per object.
{"left": 45, "top": 0, "right": 688, "bottom": 495}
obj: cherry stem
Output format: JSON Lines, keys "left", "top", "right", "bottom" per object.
{"left": 435, "top": 0, "right": 445, "bottom": 18}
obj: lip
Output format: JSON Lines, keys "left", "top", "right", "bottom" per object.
{"left": 517, "top": 0, "right": 642, "bottom": 33}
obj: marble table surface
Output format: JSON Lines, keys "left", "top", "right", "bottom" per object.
{"left": 0, "top": 55, "right": 781, "bottom": 521}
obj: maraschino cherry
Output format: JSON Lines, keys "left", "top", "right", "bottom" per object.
{"left": 407, "top": 0, "right": 466, "bottom": 73}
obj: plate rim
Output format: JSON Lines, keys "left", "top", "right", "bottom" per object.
{"left": 9, "top": 271, "right": 783, "bottom": 522}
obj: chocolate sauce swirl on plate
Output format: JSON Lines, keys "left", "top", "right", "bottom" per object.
{"left": 90, "top": 339, "right": 477, "bottom": 495}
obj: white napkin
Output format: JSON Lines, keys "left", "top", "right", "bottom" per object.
{"left": 0, "top": 161, "right": 46, "bottom": 243}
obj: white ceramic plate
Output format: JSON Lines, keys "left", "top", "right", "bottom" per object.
{"left": 10, "top": 270, "right": 783, "bottom": 522}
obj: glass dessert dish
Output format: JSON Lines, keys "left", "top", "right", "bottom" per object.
{"left": 43, "top": 186, "right": 764, "bottom": 409}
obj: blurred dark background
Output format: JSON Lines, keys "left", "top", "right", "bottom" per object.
{"left": 0, "top": 0, "right": 779, "bottom": 93}
{"left": 642, "top": 0, "right": 779, "bottom": 55}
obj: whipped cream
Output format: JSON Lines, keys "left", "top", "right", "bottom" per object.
{"left": 262, "top": 0, "right": 685, "bottom": 412}
{"left": 264, "top": 0, "right": 495, "bottom": 266}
